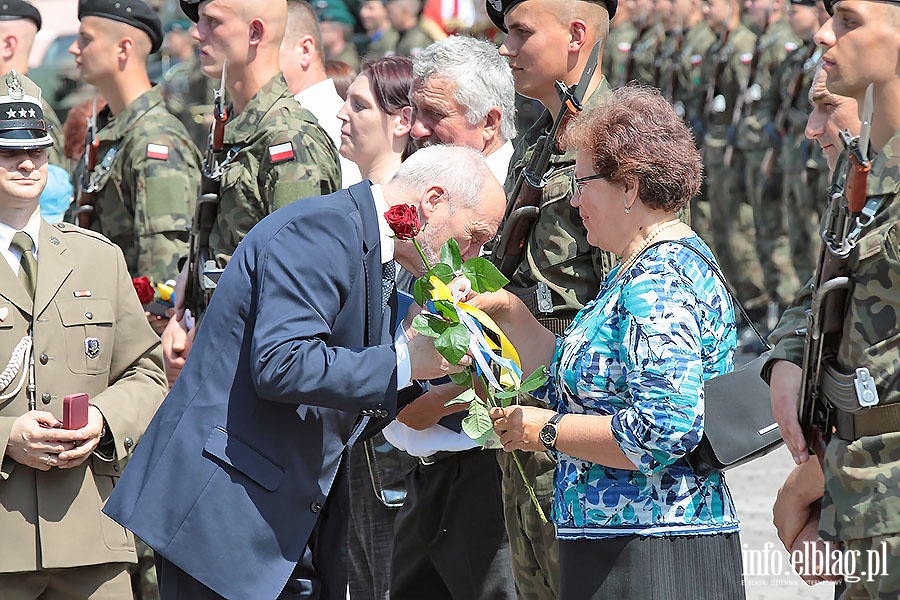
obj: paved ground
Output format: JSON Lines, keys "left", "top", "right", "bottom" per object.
{"left": 729, "top": 446, "right": 836, "bottom": 600}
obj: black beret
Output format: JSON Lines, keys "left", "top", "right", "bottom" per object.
{"left": 78, "top": 0, "right": 163, "bottom": 53}
{"left": 821, "top": 0, "right": 900, "bottom": 14}
{"left": 0, "top": 0, "right": 42, "bottom": 31}
{"left": 486, "top": 0, "right": 617, "bottom": 33}
{"left": 180, "top": 0, "right": 200, "bottom": 24}
{"left": 789, "top": 0, "right": 816, "bottom": 5}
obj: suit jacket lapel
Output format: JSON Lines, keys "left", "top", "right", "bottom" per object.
{"left": 348, "top": 181, "right": 386, "bottom": 347}
{"left": 34, "top": 221, "right": 74, "bottom": 321}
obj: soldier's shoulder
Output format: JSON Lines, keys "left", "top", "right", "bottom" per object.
{"left": 52, "top": 222, "right": 116, "bottom": 247}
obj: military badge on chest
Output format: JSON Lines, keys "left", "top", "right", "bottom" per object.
{"left": 85, "top": 338, "right": 101, "bottom": 359}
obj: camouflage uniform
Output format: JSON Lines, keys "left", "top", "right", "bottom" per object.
{"left": 626, "top": 22, "right": 665, "bottom": 86}
{"left": 210, "top": 73, "right": 341, "bottom": 264}
{"left": 701, "top": 23, "right": 766, "bottom": 309}
{"left": 672, "top": 21, "right": 717, "bottom": 242}
{"left": 737, "top": 18, "right": 803, "bottom": 307}
{"left": 602, "top": 20, "right": 637, "bottom": 89}
{"left": 86, "top": 84, "right": 201, "bottom": 285}
{"left": 767, "top": 40, "right": 823, "bottom": 285}
{"left": 162, "top": 54, "right": 218, "bottom": 151}
{"left": 394, "top": 22, "right": 436, "bottom": 58}
{"left": 766, "top": 129, "right": 900, "bottom": 600}
{"left": 361, "top": 27, "right": 400, "bottom": 61}
{"left": 499, "top": 83, "right": 616, "bottom": 600}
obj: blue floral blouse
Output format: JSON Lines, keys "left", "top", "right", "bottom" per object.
{"left": 536, "top": 235, "right": 741, "bottom": 539}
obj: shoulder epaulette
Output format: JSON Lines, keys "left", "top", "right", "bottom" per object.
{"left": 53, "top": 222, "right": 115, "bottom": 246}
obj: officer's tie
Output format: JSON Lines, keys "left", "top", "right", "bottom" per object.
{"left": 382, "top": 260, "right": 396, "bottom": 313}
{"left": 11, "top": 231, "right": 36, "bottom": 297}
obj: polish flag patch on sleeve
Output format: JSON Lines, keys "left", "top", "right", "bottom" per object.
{"left": 146, "top": 143, "right": 169, "bottom": 160}
{"left": 268, "top": 142, "right": 295, "bottom": 164}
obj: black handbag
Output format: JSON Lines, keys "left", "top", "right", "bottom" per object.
{"left": 642, "top": 240, "right": 783, "bottom": 476}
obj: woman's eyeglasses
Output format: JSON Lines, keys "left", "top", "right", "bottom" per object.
{"left": 573, "top": 173, "right": 605, "bottom": 195}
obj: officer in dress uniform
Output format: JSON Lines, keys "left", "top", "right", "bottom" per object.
{"left": 0, "top": 70, "right": 167, "bottom": 600}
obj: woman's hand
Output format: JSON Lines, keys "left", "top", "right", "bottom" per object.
{"left": 490, "top": 405, "right": 556, "bottom": 453}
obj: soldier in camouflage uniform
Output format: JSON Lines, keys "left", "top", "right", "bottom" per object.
{"left": 387, "top": 0, "right": 438, "bottom": 58}
{"left": 486, "top": 0, "right": 617, "bottom": 597}
{"left": 767, "top": 0, "right": 900, "bottom": 596}
{"left": 163, "top": 0, "right": 341, "bottom": 383}
{"left": 69, "top": 0, "right": 200, "bottom": 288}
{"left": 625, "top": 0, "right": 666, "bottom": 85}
{"left": 601, "top": 0, "right": 636, "bottom": 89}
{"left": 761, "top": 0, "right": 823, "bottom": 285}
{"left": 738, "top": 0, "right": 803, "bottom": 314}
{"left": 700, "top": 0, "right": 766, "bottom": 310}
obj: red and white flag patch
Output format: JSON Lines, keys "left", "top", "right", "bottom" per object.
{"left": 268, "top": 142, "right": 295, "bottom": 164}
{"left": 146, "top": 143, "right": 169, "bottom": 160}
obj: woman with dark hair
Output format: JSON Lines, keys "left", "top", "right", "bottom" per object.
{"left": 337, "top": 55, "right": 414, "bottom": 183}
{"left": 472, "top": 86, "right": 744, "bottom": 599}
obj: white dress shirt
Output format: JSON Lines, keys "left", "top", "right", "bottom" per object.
{"left": 0, "top": 209, "right": 41, "bottom": 276}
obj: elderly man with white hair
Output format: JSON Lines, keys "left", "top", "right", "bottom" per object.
{"left": 381, "top": 34, "right": 519, "bottom": 600}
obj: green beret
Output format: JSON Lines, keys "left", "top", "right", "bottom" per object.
{"left": 486, "top": 0, "right": 617, "bottom": 32}
{"left": 0, "top": 70, "right": 52, "bottom": 150}
{"left": 0, "top": 0, "right": 41, "bottom": 31}
{"left": 78, "top": 0, "right": 162, "bottom": 53}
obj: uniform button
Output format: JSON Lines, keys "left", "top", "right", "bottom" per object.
{"left": 41, "top": 393, "right": 51, "bottom": 405}
{"left": 310, "top": 501, "right": 322, "bottom": 513}
{"left": 124, "top": 437, "right": 134, "bottom": 450}
{"left": 113, "top": 464, "right": 119, "bottom": 472}
{"left": 39, "top": 354, "right": 48, "bottom": 365}
{"left": 85, "top": 312, "right": 93, "bottom": 320}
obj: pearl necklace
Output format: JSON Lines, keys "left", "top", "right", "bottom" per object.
{"left": 615, "top": 219, "right": 681, "bottom": 280}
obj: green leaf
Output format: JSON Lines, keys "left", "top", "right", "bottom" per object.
{"left": 413, "top": 277, "right": 433, "bottom": 306}
{"left": 461, "top": 257, "right": 509, "bottom": 293}
{"left": 430, "top": 263, "right": 456, "bottom": 284}
{"left": 440, "top": 238, "right": 463, "bottom": 271}
{"left": 443, "top": 387, "right": 476, "bottom": 407}
{"left": 449, "top": 370, "right": 473, "bottom": 388}
{"left": 411, "top": 313, "right": 449, "bottom": 338}
{"left": 434, "top": 323, "right": 471, "bottom": 365}
{"left": 431, "top": 299, "right": 459, "bottom": 324}
{"left": 518, "top": 366, "right": 549, "bottom": 395}
{"left": 461, "top": 399, "right": 493, "bottom": 440}
{"left": 494, "top": 389, "right": 518, "bottom": 400}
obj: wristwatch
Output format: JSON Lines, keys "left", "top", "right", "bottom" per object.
{"left": 539, "top": 413, "right": 564, "bottom": 451}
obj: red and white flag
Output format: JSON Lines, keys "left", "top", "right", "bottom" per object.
{"left": 268, "top": 142, "right": 295, "bottom": 164}
{"left": 146, "top": 143, "right": 169, "bottom": 160}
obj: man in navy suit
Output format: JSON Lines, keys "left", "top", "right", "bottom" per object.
{"left": 102, "top": 145, "right": 506, "bottom": 600}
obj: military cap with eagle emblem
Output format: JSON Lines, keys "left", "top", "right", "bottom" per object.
{"left": 0, "top": 70, "right": 52, "bottom": 150}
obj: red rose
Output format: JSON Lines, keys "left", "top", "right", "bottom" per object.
{"left": 384, "top": 204, "right": 421, "bottom": 240}
{"left": 133, "top": 276, "right": 155, "bottom": 305}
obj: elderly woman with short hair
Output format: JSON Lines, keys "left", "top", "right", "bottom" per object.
{"left": 474, "top": 86, "right": 744, "bottom": 599}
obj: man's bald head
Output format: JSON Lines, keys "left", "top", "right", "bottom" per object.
{"left": 0, "top": 19, "right": 38, "bottom": 73}
{"left": 283, "top": 0, "right": 324, "bottom": 62}
{"left": 202, "top": 0, "right": 287, "bottom": 48}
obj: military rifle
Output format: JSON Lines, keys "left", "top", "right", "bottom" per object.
{"left": 662, "top": 22, "right": 686, "bottom": 102}
{"left": 185, "top": 61, "right": 233, "bottom": 324}
{"left": 72, "top": 99, "right": 99, "bottom": 228}
{"left": 701, "top": 27, "right": 731, "bottom": 141}
{"left": 623, "top": 14, "right": 648, "bottom": 83}
{"left": 797, "top": 84, "right": 874, "bottom": 468}
{"left": 723, "top": 7, "right": 771, "bottom": 167}
{"left": 760, "top": 42, "right": 818, "bottom": 182}
{"left": 491, "top": 39, "right": 602, "bottom": 279}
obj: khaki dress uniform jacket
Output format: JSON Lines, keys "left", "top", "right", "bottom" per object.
{"left": 0, "top": 220, "right": 167, "bottom": 573}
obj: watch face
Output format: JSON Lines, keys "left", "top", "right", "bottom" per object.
{"left": 540, "top": 424, "right": 556, "bottom": 446}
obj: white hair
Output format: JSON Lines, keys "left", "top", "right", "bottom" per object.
{"left": 413, "top": 35, "right": 517, "bottom": 142}
{"left": 390, "top": 145, "right": 492, "bottom": 211}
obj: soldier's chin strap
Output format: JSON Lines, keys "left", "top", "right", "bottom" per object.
{"left": 0, "top": 335, "right": 31, "bottom": 401}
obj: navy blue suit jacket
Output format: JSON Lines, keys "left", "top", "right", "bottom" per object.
{"left": 103, "top": 182, "right": 398, "bottom": 599}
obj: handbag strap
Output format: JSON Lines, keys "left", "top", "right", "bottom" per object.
{"left": 636, "top": 239, "right": 772, "bottom": 350}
